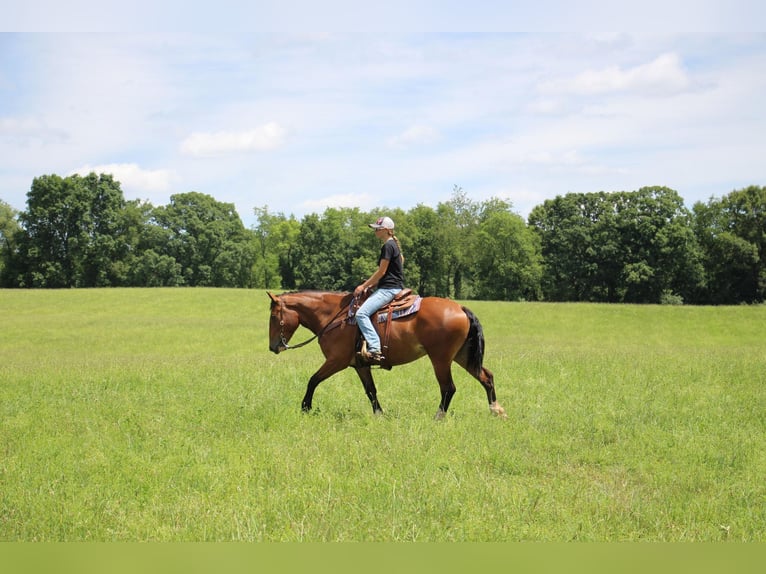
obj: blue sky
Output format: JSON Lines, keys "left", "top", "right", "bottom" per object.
{"left": 1, "top": 3, "right": 765, "bottom": 228}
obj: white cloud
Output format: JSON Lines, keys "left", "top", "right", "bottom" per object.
{"left": 180, "top": 123, "right": 287, "bottom": 157}
{"left": 70, "top": 163, "right": 177, "bottom": 193}
{"left": 1, "top": 33, "right": 764, "bottom": 227}
{"left": 543, "top": 52, "right": 694, "bottom": 97}
{"left": 387, "top": 125, "right": 440, "bottom": 149}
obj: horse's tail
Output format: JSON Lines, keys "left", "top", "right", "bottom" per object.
{"left": 461, "top": 306, "right": 485, "bottom": 377}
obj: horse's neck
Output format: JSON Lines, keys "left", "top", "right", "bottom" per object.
{"left": 292, "top": 292, "right": 349, "bottom": 332}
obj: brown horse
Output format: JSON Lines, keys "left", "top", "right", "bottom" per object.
{"left": 268, "top": 290, "right": 506, "bottom": 419}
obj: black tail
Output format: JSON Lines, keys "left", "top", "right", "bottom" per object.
{"left": 461, "top": 306, "right": 485, "bottom": 376}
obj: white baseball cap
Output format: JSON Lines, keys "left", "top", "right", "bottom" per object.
{"left": 369, "top": 216, "right": 395, "bottom": 230}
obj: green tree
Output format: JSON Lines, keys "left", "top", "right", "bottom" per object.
{"left": 78, "top": 173, "right": 130, "bottom": 286}
{"left": 529, "top": 193, "right": 608, "bottom": 301}
{"left": 436, "top": 186, "right": 479, "bottom": 298}
{"left": 129, "top": 249, "right": 185, "bottom": 287}
{"left": 14, "top": 173, "right": 127, "bottom": 287}
{"left": 0, "top": 199, "right": 21, "bottom": 286}
{"left": 293, "top": 208, "right": 373, "bottom": 291}
{"left": 152, "top": 192, "right": 256, "bottom": 287}
{"left": 252, "top": 206, "right": 301, "bottom": 289}
{"left": 407, "top": 204, "right": 443, "bottom": 296}
{"left": 472, "top": 200, "right": 542, "bottom": 301}
{"left": 693, "top": 186, "right": 766, "bottom": 303}
{"left": 614, "top": 187, "right": 704, "bottom": 303}
{"left": 529, "top": 187, "right": 704, "bottom": 303}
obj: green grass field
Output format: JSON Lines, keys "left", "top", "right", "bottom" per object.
{"left": 1, "top": 289, "right": 764, "bottom": 541}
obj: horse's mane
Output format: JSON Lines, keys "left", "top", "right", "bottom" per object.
{"left": 277, "top": 289, "right": 354, "bottom": 307}
{"left": 280, "top": 289, "right": 350, "bottom": 295}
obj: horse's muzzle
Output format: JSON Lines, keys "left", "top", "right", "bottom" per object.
{"left": 269, "top": 342, "right": 286, "bottom": 354}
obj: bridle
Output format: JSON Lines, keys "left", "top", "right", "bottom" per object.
{"left": 273, "top": 297, "right": 352, "bottom": 351}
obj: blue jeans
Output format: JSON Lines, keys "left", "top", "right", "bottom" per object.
{"left": 355, "top": 288, "right": 401, "bottom": 353}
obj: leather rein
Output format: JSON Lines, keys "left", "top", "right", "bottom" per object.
{"left": 275, "top": 298, "right": 351, "bottom": 350}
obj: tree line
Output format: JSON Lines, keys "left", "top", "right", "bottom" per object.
{"left": 1, "top": 173, "right": 764, "bottom": 304}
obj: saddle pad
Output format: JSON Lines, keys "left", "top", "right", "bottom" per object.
{"left": 347, "top": 296, "right": 422, "bottom": 324}
{"left": 376, "top": 296, "right": 422, "bottom": 323}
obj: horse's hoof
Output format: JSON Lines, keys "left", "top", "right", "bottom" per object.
{"left": 434, "top": 410, "right": 446, "bottom": 421}
{"left": 489, "top": 402, "right": 507, "bottom": 419}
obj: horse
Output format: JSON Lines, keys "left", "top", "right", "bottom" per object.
{"left": 268, "top": 290, "right": 507, "bottom": 420}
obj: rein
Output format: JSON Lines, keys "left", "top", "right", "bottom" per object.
{"left": 276, "top": 298, "right": 351, "bottom": 351}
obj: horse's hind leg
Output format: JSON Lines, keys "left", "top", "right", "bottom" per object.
{"left": 430, "top": 359, "right": 457, "bottom": 420}
{"left": 355, "top": 366, "right": 384, "bottom": 415}
{"left": 455, "top": 356, "right": 507, "bottom": 418}
{"left": 477, "top": 366, "right": 507, "bottom": 418}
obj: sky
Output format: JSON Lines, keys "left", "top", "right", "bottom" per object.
{"left": 1, "top": 3, "right": 765, "bottom": 228}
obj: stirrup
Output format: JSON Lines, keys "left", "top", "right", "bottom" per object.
{"left": 362, "top": 350, "right": 386, "bottom": 364}
{"left": 356, "top": 341, "right": 390, "bottom": 369}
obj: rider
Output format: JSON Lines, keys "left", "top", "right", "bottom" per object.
{"left": 353, "top": 216, "right": 404, "bottom": 364}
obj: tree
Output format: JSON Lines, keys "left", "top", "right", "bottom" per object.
{"left": 693, "top": 186, "right": 766, "bottom": 303}
{"left": 78, "top": 173, "right": 130, "bottom": 286}
{"left": 472, "top": 206, "right": 542, "bottom": 301}
{"left": 529, "top": 187, "right": 704, "bottom": 303}
{"left": 409, "top": 204, "right": 453, "bottom": 296}
{"left": 0, "top": 199, "right": 21, "bottom": 286}
{"left": 129, "top": 249, "right": 185, "bottom": 287}
{"left": 12, "top": 170, "right": 761, "bottom": 304}
{"left": 252, "top": 206, "right": 301, "bottom": 289}
{"left": 614, "top": 187, "right": 704, "bottom": 303}
{"left": 529, "top": 193, "right": 609, "bottom": 301}
{"left": 293, "top": 208, "right": 373, "bottom": 291}
{"left": 14, "top": 173, "right": 127, "bottom": 287}
{"left": 436, "top": 186, "right": 479, "bottom": 298}
{"left": 151, "top": 192, "right": 256, "bottom": 287}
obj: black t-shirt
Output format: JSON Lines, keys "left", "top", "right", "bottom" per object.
{"left": 378, "top": 239, "right": 404, "bottom": 289}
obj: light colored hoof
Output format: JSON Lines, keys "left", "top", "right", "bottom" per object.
{"left": 434, "top": 409, "right": 446, "bottom": 421}
{"left": 490, "top": 401, "right": 507, "bottom": 419}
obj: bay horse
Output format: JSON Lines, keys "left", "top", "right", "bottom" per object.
{"left": 268, "top": 290, "right": 507, "bottom": 419}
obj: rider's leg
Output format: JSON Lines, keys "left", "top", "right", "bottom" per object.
{"left": 355, "top": 288, "right": 400, "bottom": 354}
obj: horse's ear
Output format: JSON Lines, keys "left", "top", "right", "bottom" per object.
{"left": 267, "top": 291, "right": 278, "bottom": 302}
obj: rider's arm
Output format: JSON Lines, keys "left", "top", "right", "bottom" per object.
{"left": 354, "top": 258, "right": 390, "bottom": 296}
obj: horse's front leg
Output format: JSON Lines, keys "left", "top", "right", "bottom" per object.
{"left": 431, "top": 359, "right": 456, "bottom": 420}
{"left": 355, "top": 366, "right": 384, "bottom": 415}
{"left": 301, "top": 359, "right": 346, "bottom": 412}
{"left": 301, "top": 372, "right": 322, "bottom": 412}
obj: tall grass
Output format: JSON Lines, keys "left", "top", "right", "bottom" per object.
{"left": 1, "top": 289, "right": 764, "bottom": 541}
